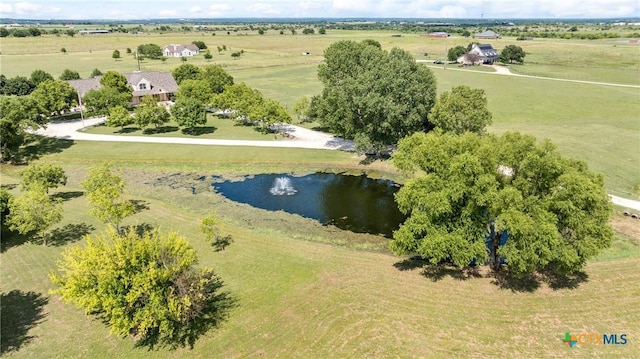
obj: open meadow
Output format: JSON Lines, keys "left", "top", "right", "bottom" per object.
{"left": 1, "top": 26, "right": 640, "bottom": 358}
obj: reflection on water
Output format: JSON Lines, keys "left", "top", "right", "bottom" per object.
{"left": 212, "top": 173, "right": 406, "bottom": 237}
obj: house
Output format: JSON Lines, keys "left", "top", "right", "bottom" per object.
{"left": 457, "top": 44, "right": 499, "bottom": 65}
{"left": 163, "top": 44, "right": 200, "bottom": 57}
{"left": 473, "top": 30, "right": 501, "bottom": 39}
{"left": 68, "top": 71, "right": 179, "bottom": 106}
{"left": 421, "top": 32, "right": 449, "bottom": 38}
{"left": 78, "top": 29, "right": 109, "bottom": 35}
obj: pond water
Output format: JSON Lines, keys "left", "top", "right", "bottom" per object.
{"left": 212, "top": 173, "right": 406, "bottom": 237}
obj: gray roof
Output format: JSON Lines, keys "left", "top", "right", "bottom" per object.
{"left": 67, "top": 71, "right": 178, "bottom": 99}
{"left": 474, "top": 30, "right": 501, "bottom": 38}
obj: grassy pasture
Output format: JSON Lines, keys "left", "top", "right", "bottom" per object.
{"left": 1, "top": 165, "right": 639, "bottom": 358}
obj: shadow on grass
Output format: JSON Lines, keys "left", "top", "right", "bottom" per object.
{"left": 359, "top": 153, "right": 391, "bottom": 165}
{"left": 123, "top": 223, "right": 155, "bottom": 237}
{"left": 115, "top": 127, "right": 140, "bottom": 134}
{"left": 393, "top": 258, "right": 589, "bottom": 292}
{"left": 0, "top": 290, "right": 49, "bottom": 355}
{"left": 51, "top": 191, "right": 84, "bottom": 202}
{"left": 0, "top": 229, "right": 30, "bottom": 253}
{"left": 143, "top": 126, "right": 179, "bottom": 135}
{"left": 212, "top": 235, "right": 233, "bottom": 252}
{"left": 182, "top": 126, "right": 217, "bottom": 136}
{"left": 21, "top": 135, "right": 75, "bottom": 163}
{"left": 48, "top": 223, "right": 95, "bottom": 246}
{"left": 130, "top": 199, "right": 150, "bottom": 214}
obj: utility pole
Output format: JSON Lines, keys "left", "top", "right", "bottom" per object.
{"left": 135, "top": 51, "right": 141, "bottom": 71}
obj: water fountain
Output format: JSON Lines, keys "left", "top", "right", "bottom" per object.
{"left": 269, "top": 176, "right": 297, "bottom": 195}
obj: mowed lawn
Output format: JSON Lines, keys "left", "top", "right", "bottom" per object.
{"left": 1, "top": 165, "right": 638, "bottom": 358}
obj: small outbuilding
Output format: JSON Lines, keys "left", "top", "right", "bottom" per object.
{"left": 473, "top": 30, "right": 501, "bottom": 39}
{"left": 421, "top": 32, "right": 450, "bottom": 38}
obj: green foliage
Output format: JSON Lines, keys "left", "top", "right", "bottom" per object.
{"left": 192, "top": 40, "right": 207, "bottom": 49}
{"left": 6, "top": 184, "right": 63, "bottom": 245}
{"left": 310, "top": 40, "right": 437, "bottom": 153}
{"left": 59, "top": 69, "right": 80, "bottom": 81}
{"left": 29, "top": 69, "right": 54, "bottom": 87}
{"left": 293, "top": 96, "right": 311, "bottom": 123}
{"left": 231, "top": 51, "right": 242, "bottom": 59}
{"left": 1, "top": 76, "right": 35, "bottom": 96}
{"left": 319, "top": 27, "right": 326, "bottom": 35}
{"left": 112, "top": 49, "right": 120, "bottom": 60}
{"left": 20, "top": 163, "right": 67, "bottom": 193}
{"left": 204, "top": 50, "right": 213, "bottom": 61}
{"left": 429, "top": 85, "right": 492, "bottom": 135}
{"left": 90, "top": 68, "right": 103, "bottom": 78}
{"left": 172, "top": 63, "right": 201, "bottom": 85}
{"left": 99, "top": 71, "right": 131, "bottom": 95}
{"left": 391, "top": 131, "right": 613, "bottom": 276}
{"left": 171, "top": 97, "right": 207, "bottom": 130}
{"left": 200, "top": 214, "right": 233, "bottom": 251}
{"left": 136, "top": 43, "right": 163, "bottom": 59}
{"left": 81, "top": 163, "right": 135, "bottom": 233}
{"left": 134, "top": 96, "right": 170, "bottom": 129}
{"left": 60, "top": 47, "right": 67, "bottom": 54}
{"left": 65, "top": 29, "right": 75, "bottom": 37}
{"left": 200, "top": 65, "right": 234, "bottom": 94}
{"left": 302, "top": 28, "right": 315, "bottom": 35}
{"left": 31, "top": 80, "right": 77, "bottom": 117}
{"left": 0, "top": 186, "right": 13, "bottom": 225}
{"left": 50, "top": 228, "right": 235, "bottom": 349}
{"left": 176, "top": 79, "right": 214, "bottom": 104}
{"left": 447, "top": 46, "right": 467, "bottom": 61}
{"left": 0, "top": 95, "right": 45, "bottom": 163}
{"left": 210, "top": 83, "right": 289, "bottom": 130}
{"left": 499, "top": 44, "right": 526, "bottom": 64}
{"left": 106, "top": 106, "right": 133, "bottom": 129}
{"left": 83, "top": 87, "right": 131, "bottom": 116}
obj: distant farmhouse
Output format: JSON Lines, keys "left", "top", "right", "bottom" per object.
{"left": 474, "top": 30, "right": 501, "bottom": 39}
{"left": 163, "top": 44, "right": 200, "bottom": 57}
{"left": 68, "top": 71, "right": 178, "bottom": 105}
{"left": 421, "top": 32, "right": 450, "bottom": 38}
{"left": 457, "top": 44, "right": 499, "bottom": 65}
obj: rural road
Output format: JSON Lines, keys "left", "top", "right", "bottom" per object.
{"left": 36, "top": 117, "right": 640, "bottom": 211}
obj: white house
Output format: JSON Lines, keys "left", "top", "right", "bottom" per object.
{"left": 457, "top": 44, "right": 499, "bottom": 65}
{"left": 162, "top": 44, "right": 200, "bottom": 57}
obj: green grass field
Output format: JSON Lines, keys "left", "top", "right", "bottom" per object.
{"left": 1, "top": 28, "right": 640, "bottom": 358}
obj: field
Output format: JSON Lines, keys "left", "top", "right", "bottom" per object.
{"left": 1, "top": 26, "right": 640, "bottom": 358}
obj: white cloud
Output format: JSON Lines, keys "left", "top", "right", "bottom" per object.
{"left": 247, "top": 3, "right": 281, "bottom": 16}
{"left": 0, "top": 3, "right": 13, "bottom": 14}
{"left": 299, "top": 1, "right": 322, "bottom": 10}
{"left": 332, "top": 0, "right": 372, "bottom": 11}
{"left": 208, "top": 4, "right": 231, "bottom": 16}
{"left": 189, "top": 6, "right": 202, "bottom": 13}
{"left": 159, "top": 9, "right": 177, "bottom": 17}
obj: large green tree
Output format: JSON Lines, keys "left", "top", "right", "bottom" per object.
{"left": 1, "top": 76, "right": 35, "bottom": 96}
{"left": 59, "top": 69, "right": 80, "bottom": 81}
{"left": 81, "top": 163, "right": 135, "bottom": 234}
{"left": 6, "top": 184, "right": 63, "bottom": 246}
{"left": 447, "top": 45, "right": 467, "bottom": 61}
{"left": 31, "top": 80, "right": 77, "bottom": 117}
{"left": 106, "top": 106, "right": 134, "bottom": 129}
{"left": 20, "top": 163, "right": 67, "bottom": 193}
{"left": 499, "top": 45, "right": 526, "bottom": 64}
{"left": 134, "top": 96, "right": 170, "bottom": 129}
{"left": 310, "top": 40, "right": 437, "bottom": 152}
{"left": 99, "top": 71, "right": 132, "bottom": 95}
{"left": 0, "top": 95, "right": 46, "bottom": 163}
{"left": 429, "top": 85, "right": 492, "bottom": 135}
{"left": 136, "top": 43, "right": 163, "bottom": 59}
{"left": 171, "top": 97, "right": 207, "bottom": 132}
{"left": 29, "top": 70, "right": 54, "bottom": 87}
{"left": 390, "top": 131, "right": 613, "bottom": 276}
{"left": 83, "top": 87, "right": 131, "bottom": 116}
{"left": 200, "top": 65, "right": 234, "bottom": 94}
{"left": 50, "top": 229, "right": 235, "bottom": 349}
{"left": 175, "top": 79, "right": 214, "bottom": 104}
{"left": 172, "top": 63, "right": 201, "bottom": 85}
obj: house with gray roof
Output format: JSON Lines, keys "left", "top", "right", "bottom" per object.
{"left": 473, "top": 30, "right": 501, "bottom": 39}
{"left": 68, "top": 71, "right": 178, "bottom": 106}
{"left": 163, "top": 44, "right": 200, "bottom": 57}
{"left": 457, "top": 44, "right": 499, "bottom": 65}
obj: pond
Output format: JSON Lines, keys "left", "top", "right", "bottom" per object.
{"left": 212, "top": 173, "right": 406, "bottom": 238}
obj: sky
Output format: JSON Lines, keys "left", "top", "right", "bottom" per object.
{"left": 0, "top": 0, "right": 638, "bottom": 20}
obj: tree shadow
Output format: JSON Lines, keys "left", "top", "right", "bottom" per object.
{"left": 143, "top": 126, "right": 179, "bottom": 135}
{"left": 130, "top": 199, "right": 150, "bottom": 214}
{"left": 0, "top": 229, "right": 30, "bottom": 253}
{"left": 122, "top": 223, "right": 155, "bottom": 237}
{"left": 47, "top": 223, "right": 95, "bottom": 246}
{"left": 541, "top": 270, "right": 589, "bottom": 290}
{"left": 0, "top": 290, "right": 49, "bottom": 355}
{"left": 421, "top": 264, "right": 482, "bottom": 282}
{"left": 181, "top": 126, "right": 217, "bottom": 136}
{"left": 393, "top": 257, "right": 428, "bottom": 271}
{"left": 21, "top": 135, "right": 75, "bottom": 162}
{"left": 51, "top": 191, "right": 84, "bottom": 202}
{"left": 115, "top": 127, "right": 139, "bottom": 134}
{"left": 489, "top": 271, "right": 541, "bottom": 293}
{"left": 212, "top": 235, "right": 233, "bottom": 252}
{"left": 359, "top": 153, "right": 391, "bottom": 165}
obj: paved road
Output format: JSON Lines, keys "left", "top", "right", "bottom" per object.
{"left": 35, "top": 117, "right": 355, "bottom": 151}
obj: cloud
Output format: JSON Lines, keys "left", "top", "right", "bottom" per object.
{"left": 5, "top": 1, "right": 60, "bottom": 16}
{"left": 0, "top": 3, "right": 13, "bottom": 14}
{"left": 189, "top": 6, "right": 202, "bottom": 13}
{"left": 208, "top": 4, "right": 231, "bottom": 16}
{"left": 299, "top": 1, "right": 322, "bottom": 10}
{"left": 158, "top": 9, "right": 177, "bottom": 17}
{"left": 332, "top": 0, "right": 372, "bottom": 11}
{"left": 247, "top": 3, "right": 281, "bottom": 16}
